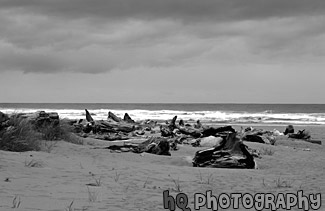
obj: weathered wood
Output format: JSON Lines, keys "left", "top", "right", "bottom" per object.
{"left": 176, "top": 124, "right": 235, "bottom": 138}
{"left": 85, "top": 109, "right": 94, "bottom": 122}
{"left": 201, "top": 125, "right": 235, "bottom": 137}
{"left": 0, "top": 111, "right": 9, "bottom": 123}
{"left": 123, "top": 113, "right": 135, "bottom": 123}
{"left": 160, "top": 116, "right": 178, "bottom": 137}
{"left": 99, "top": 121, "right": 135, "bottom": 133}
{"left": 108, "top": 111, "right": 122, "bottom": 122}
{"left": 106, "top": 136, "right": 172, "bottom": 156}
{"left": 83, "top": 110, "right": 136, "bottom": 134}
{"left": 192, "top": 133, "right": 255, "bottom": 169}
{"left": 177, "top": 126, "right": 203, "bottom": 138}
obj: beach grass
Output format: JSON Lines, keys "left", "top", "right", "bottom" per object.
{"left": 0, "top": 116, "right": 83, "bottom": 152}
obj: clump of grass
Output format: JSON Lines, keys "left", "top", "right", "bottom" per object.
{"left": 198, "top": 171, "right": 214, "bottom": 185}
{"left": 274, "top": 177, "right": 294, "bottom": 188}
{"left": 41, "top": 140, "right": 59, "bottom": 153}
{"left": 65, "top": 200, "right": 74, "bottom": 211}
{"left": 168, "top": 175, "right": 182, "bottom": 192}
{"left": 262, "top": 177, "right": 294, "bottom": 189}
{"left": 12, "top": 195, "right": 21, "bottom": 208}
{"left": 113, "top": 171, "right": 121, "bottom": 183}
{"left": 86, "top": 186, "right": 99, "bottom": 202}
{"left": 39, "top": 121, "right": 83, "bottom": 145}
{"left": 24, "top": 159, "right": 43, "bottom": 168}
{"left": 0, "top": 115, "right": 83, "bottom": 152}
{"left": 86, "top": 176, "right": 102, "bottom": 187}
{"left": 0, "top": 116, "right": 41, "bottom": 152}
{"left": 143, "top": 176, "right": 150, "bottom": 188}
{"left": 260, "top": 147, "right": 275, "bottom": 156}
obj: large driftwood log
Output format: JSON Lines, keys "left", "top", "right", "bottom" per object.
{"left": 84, "top": 109, "right": 135, "bottom": 134}
{"left": 106, "top": 136, "right": 171, "bottom": 156}
{"left": 177, "top": 126, "right": 203, "bottom": 138}
{"left": 201, "top": 125, "right": 235, "bottom": 137}
{"left": 192, "top": 133, "right": 255, "bottom": 169}
{"left": 177, "top": 124, "right": 235, "bottom": 138}
{"left": 98, "top": 121, "right": 135, "bottom": 133}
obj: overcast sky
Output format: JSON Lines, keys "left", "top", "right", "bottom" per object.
{"left": 0, "top": 0, "right": 325, "bottom": 103}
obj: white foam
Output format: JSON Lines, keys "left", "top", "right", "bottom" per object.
{"left": 1, "top": 107, "right": 325, "bottom": 125}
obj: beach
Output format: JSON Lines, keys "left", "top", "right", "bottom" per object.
{"left": 0, "top": 104, "right": 324, "bottom": 210}
{"left": 0, "top": 122, "right": 324, "bottom": 210}
{"left": 2, "top": 0, "right": 325, "bottom": 210}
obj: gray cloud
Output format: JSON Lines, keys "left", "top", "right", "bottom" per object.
{"left": 0, "top": 0, "right": 325, "bottom": 74}
{"left": 1, "top": 0, "right": 325, "bottom": 22}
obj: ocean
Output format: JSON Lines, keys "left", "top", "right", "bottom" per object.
{"left": 1, "top": 103, "right": 325, "bottom": 125}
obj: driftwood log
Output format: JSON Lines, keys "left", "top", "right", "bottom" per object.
{"left": 161, "top": 116, "right": 235, "bottom": 138}
{"left": 106, "top": 136, "right": 172, "bottom": 156}
{"left": 108, "top": 111, "right": 122, "bottom": 122}
{"left": 123, "top": 113, "right": 135, "bottom": 123}
{"left": 192, "top": 133, "right": 255, "bottom": 169}
{"left": 160, "top": 116, "right": 178, "bottom": 137}
{"left": 84, "top": 109, "right": 135, "bottom": 134}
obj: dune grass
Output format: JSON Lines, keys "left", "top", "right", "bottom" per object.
{"left": 0, "top": 116, "right": 41, "bottom": 152}
{"left": 0, "top": 116, "right": 83, "bottom": 152}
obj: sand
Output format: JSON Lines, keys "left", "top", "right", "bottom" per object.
{"left": 0, "top": 125, "right": 324, "bottom": 211}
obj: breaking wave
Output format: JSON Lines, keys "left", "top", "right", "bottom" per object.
{"left": 1, "top": 107, "right": 325, "bottom": 125}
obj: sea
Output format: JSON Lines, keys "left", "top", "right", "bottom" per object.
{"left": 0, "top": 103, "right": 325, "bottom": 126}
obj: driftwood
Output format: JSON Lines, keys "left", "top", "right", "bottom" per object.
{"left": 123, "top": 113, "right": 135, "bottom": 123}
{"left": 288, "top": 129, "right": 310, "bottom": 140}
{"left": 99, "top": 121, "right": 134, "bottom": 133}
{"left": 194, "top": 120, "right": 202, "bottom": 129}
{"left": 201, "top": 125, "right": 235, "bottom": 137}
{"left": 242, "top": 135, "right": 265, "bottom": 144}
{"left": 288, "top": 130, "right": 321, "bottom": 145}
{"left": 108, "top": 111, "right": 122, "bottom": 122}
{"left": 178, "top": 124, "right": 235, "bottom": 138}
{"left": 0, "top": 111, "right": 9, "bottom": 123}
{"left": 85, "top": 109, "right": 94, "bottom": 123}
{"left": 192, "top": 133, "right": 255, "bottom": 169}
{"left": 106, "top": 136, "right": 172, "bottom": 156}
{"left": 83, "top": 109, "right": 135, "bottom": 134}
{"left": 177, "top": 126, "right": 203, "bottom": 138}
{"left": 284, "top": 125, "right": 294, "bottom": 135}
{"left": 160, "top": 116, "right": 177, "bottom": 137}
{"left": 91, "top": 133, "right": 129, "bottom": 141}
{"left": 161, "top": 116, "right": 235, "bottom": 139}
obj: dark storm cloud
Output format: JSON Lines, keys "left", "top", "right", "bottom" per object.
{"left": 1, "top": 0, "right": 325, "bottom": 22}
